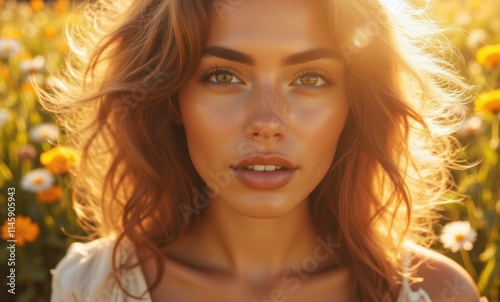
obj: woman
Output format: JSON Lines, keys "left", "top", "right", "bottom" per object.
{"left": 45, "top": 0, "right": 482, "bottom": 301}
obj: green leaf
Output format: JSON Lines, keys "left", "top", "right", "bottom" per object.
{"left": 477, "top": 255, "right": 496, "bottom": 293}
{"left": 479, "top": 245, "right": 496, "bottom": 262}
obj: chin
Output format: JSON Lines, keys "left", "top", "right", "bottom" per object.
{"left": 220, "top": 193, "right": 307, "bottom": 219}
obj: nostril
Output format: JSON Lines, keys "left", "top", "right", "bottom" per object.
{"left": 261, "top": 127, "right": 279, "bottom": 138}
{"left": 249, "top": 130, "right": 283, "bottom": 141}
{"left": 245, "top": 118, "right": 287, "bottom": 142}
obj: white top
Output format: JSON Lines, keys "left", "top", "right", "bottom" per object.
{"left": 50, "top": 237, "right": 432, "bottom": 302}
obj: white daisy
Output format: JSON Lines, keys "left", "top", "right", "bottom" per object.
{"left": 454, "top": 12, "right": 471, "bottom": 27}
{"left": 0, "top": 108, "right": 11, "bottom": 127}
{"left": 0, "top": 39, "right": 21, "bottom": 59}
{"left": 25, "top": 73, "right": 45, "bottom": 86}
{"left": 20, "top": 56, "right": 45, "bottom": 75}
{"left": 30, "top": 123, "right": 59, "bottom": 143}
{"left": 466, "top": 29, "right": 488, "bottom": 50}
{"left": 20, "top": 168, "right": 54, "bottom": 193}
{"left": 29, "top": 123, "right": 59, "bottom": 143}
{"left": 457, "top": 116, "right": 485, "bottom": 137}
{"left": 440, "top": 221, "right": 477, "bottom": 253}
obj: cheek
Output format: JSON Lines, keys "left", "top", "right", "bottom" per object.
{"left": 179, "top": 95, "right": 210, "bottom": 170}
{"left": 292, "top": 101, "right": 349, "bottom": 187}
{"left": 178, "top": 87, "right": 241, "bottom": 174}
{"left": 295, "top": 104, "right": 349, "bottom": 156}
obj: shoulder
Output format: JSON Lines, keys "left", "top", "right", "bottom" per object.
{"left": 404, "top": 241, "right": 481, "bottom": 302}
{"left": 50, "top": 237, "right": 117, "bottom": 301}
{"left": 50, "top": 236, "right": 144, "bottom": 302}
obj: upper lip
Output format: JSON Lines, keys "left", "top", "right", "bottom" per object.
{"left": 231, "top": 154, "right": 296, "bottom": 169}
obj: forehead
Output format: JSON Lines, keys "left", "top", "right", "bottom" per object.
{"left": 207, "top": 0, "right": 333, "bottom": 48}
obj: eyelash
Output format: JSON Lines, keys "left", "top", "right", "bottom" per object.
{"left": 198, "top": 65, "right": 244, "bottom": 88}
{"left": 198, "top": 66, "right": 336, "bottom": 89}
{"left": 292, "top": 69, "right": 336, "bottom": 89}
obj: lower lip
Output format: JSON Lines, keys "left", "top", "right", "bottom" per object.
{"left": 230, "top": 168, "right": 297, "bottom": 190}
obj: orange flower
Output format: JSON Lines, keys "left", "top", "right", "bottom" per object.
{"left": 475, "top": 89, "right": 500, "bottom": 113}
{"left": 1, "top": 216, "right": 40, "bottom": 246}
{"left": 476, "top": 44, "right": 500, "bottom": 67}
{"left": 54, "top": 0, "right": 70, "bottom": 13}
{"left": 0, "top": 65, "right": 10, "bottom": 80}
{"left": 40, "top": 146, "right": 80, "bottom": 175}
{"left": 36, "top": 186, "right": 63, "bottom": 203}
{"left": 29, "top": 0, "right": 44, "bottom": 12}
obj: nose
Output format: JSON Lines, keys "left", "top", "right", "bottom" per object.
{"left": 245, "top": 86, "right": 288, "bottom": 144}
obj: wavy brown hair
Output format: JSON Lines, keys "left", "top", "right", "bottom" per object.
{"left": 39, "top": 0, "right": 470, "bottom": 300}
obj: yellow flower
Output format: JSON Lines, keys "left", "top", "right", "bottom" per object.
{"left": 1, "top": 216, "right": 40, "bottom": 246}
{"left": 475, "top": 89, "right": 500, "bottom": 113}
{"left": 36, "top": 186, "right": 63, "bottom": 203}
{"left": 468, "top": 0, "right": 481, "bottom": 9}
{"left": 58, "top": 41, "right": 69, "bottom": 53}
{"left": 30, "top": 0, "right": 45, "bottom": 12}
{"left": 476, "top": 44, "right": 500, "bottom": 67}
{"left": 43, "top": 25, "right": 59, "bottom": 40}
{"left": 40, "top": 146, "right": 80, "bottom": 174}
{"left": 1, "top": 28, "right": 23, "bottom": 41}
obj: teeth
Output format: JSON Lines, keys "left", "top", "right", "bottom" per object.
{"left": 264, "top": 165, "right": 276, "bottom": 171}
{"left": 244, "top": 165, "right": 284, "bottom": 171}
{"left": 254, "top": 165, "right": 265, "bottom": 171}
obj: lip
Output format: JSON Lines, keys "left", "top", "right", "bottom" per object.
{"left": 230, "top": 154, "right": 297, "bottom": 190}
{"left": 232, "top": 154, "right": 296, "bottom": 169}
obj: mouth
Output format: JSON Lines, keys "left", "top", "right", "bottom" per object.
{"left": 238, "top": 165, "right": 289, "bottom": 172}
{"left": 230, "top": 154, "right": 297, "bottom": 189}
{"left": 231, "top": 154, "right": 296, "bottom": 170}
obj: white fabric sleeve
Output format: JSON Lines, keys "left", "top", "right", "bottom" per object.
{"left": 50, "top": 237, "right": 151, "bottom": 302}
{"left": 50, "top": 238, "right": 117, "bottom": 301}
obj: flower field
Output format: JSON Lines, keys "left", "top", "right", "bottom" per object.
{"left": 0, "top": 0, "right": 499, "bottom": 301}
{"left": 0, "top": 1, "right": 85, "bottom": 301}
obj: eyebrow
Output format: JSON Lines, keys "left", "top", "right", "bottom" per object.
{"left": 202, "top": 46, "right": 340, "bottom": 66}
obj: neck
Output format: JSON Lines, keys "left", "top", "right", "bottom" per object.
{"left": 177, "top": 197, "right": 339, "bottom": 284}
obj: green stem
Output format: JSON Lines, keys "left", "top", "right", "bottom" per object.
{"left": 460, "top": 249, "right": 478, "bottom": 281}
{"left": 491, "top": 67, "right": 499, "bottom": 90}
{"left": 0, "top": 158, "right": 14, "bottom": 182}
{"left": 485, "top": 219, "right": 499, "bottom": 248}
{"left": 490, "top": 113, "right": 499, "bottom": 150}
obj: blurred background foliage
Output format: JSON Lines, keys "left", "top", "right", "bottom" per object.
{"left": 0, "top": 0, "right": 498, "bottom": 301}
{"left": 425, "top": 1, "right": 500, "bottom": 301}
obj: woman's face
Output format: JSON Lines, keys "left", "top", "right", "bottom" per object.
{"left": 178, "top": 0, "right": 349, "bottom": 218}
